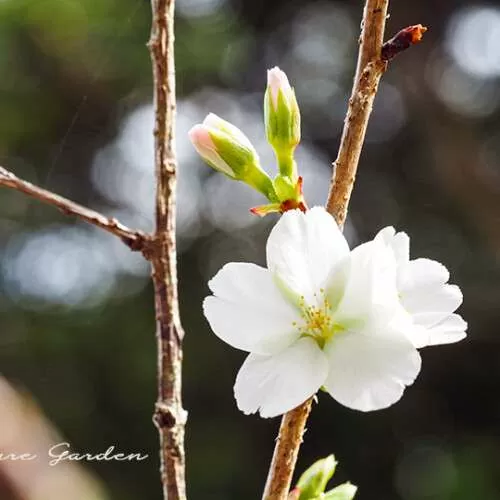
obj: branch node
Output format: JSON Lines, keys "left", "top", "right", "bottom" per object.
{"left": 381, "top": 24, "right": 427, "bottom": 61}
{"left": 154, "top": 402, "right": 188, "bottom": 429}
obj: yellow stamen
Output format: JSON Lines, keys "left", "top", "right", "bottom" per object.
{"left": 295, "top": 291, "right": 341, "bottom": 349}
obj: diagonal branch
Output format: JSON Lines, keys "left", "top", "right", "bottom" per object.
{"left": 0, "top": 165, "right": 149, "bottom": 251}
{"left": 325, "top": 0, "right": 390, "bottom": 228}
{"left": 148, "top": 0, "right": 187, "bottom": 499}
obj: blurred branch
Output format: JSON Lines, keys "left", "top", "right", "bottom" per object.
{"left": 0, "top": 165, "right": 149, "bottom": 251}
{"left": 148, "top": 1, "right": 187, "bottom": 499}
{"left": 325, "top": 0, "right": 390, "bottom": 227}
{"left": 263, "top": 2, "right": 391, "bottom": 499}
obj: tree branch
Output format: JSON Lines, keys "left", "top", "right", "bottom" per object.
{"left": 0, "top": 1, "right": 186, "bottom": 498}
{"left": 325, "top": 0, "right": 389, "bottom": 228}
{"left": 262, "top": 398, "right": 313, "bottom": 500}
{"left": 263, "top": 2, "right": 391, "bottom": 498}
{"left": 148, "top": 1, "right": 187, "bottom": 499}
{"left": 0, "top": 166, "right": 149, "bottom": 251}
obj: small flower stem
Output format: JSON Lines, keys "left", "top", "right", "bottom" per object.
{"left": 262, "top": 398, "right": 313, "bottom": 500}
{"left": 246, "top": 167, "right": 279, "bottom": 202}
{"left": 276, "top": 149, "right": 296, "bottom": 180}
{"left": 263, "top": 2, "right": 391, "bottom": 498}
{"left": 325, "top": 0, "right": 389, "bottom": 228}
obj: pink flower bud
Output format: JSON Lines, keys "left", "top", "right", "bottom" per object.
{"left": 188, "top": 124, "right": 214, "bottom": 151}
{"left": 188, "top": 124, "right": 235, "bottom": 177}
{"left": 264, "top": 67, "right": 301, "bottom": 156}
{"left": 267, "top": 66, "right": 293, "bottom": 109}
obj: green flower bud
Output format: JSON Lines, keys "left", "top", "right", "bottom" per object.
{"left": 264, "top": 67, "right": 301, "bottom": 176}
{"left": 296, "top": 455, "right": 337, "bottom": 499}
{"left": 189, "top": 113, "right": 277, "bottom": 201}
{"left": 322, "top": 482, "right": 357, "bottom": 499}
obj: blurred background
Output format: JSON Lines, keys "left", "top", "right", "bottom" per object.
{"left": 0, "top": 0, "right": 498, "bottom": 498}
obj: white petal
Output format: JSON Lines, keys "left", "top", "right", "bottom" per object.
{"left": 426, "top": 313, "right": 467, "bottom": 346}
{"left": 266, "top": 207, "right": 349, "bottom": 304}
{"left": 375, "top": 226, "right": 395, "bottom": 244}
{"left": 324, "top": 330, "right": 421, "bottom": 412}
{"left": 401, "top": 322, "right": 433, "bottom": 349}
{"left": 398, "top": 258, "right": 450, "bottom": 294}
{"left": 333, "top": 239, "right": 400, "bottom": 329}
{"left": 203, "top": 113, "right": 255, "bottom": 150}
{"left": 401, "top": 284, "right": 462, "bottom": 318}
{"left": 204, "top": 263, "right": 300, "bottom": 355}
{"left": 323, "top": 255, "right": 350, "bottom": 313}
{"left": 375, "top": 226, "right": 410, "bottom": 264}
{"left": 234, "top": 337, "right": 328, "bottom": 418}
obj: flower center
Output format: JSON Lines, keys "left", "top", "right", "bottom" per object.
{"left": 293, "top": 290, "right": 343, "bottom": 349}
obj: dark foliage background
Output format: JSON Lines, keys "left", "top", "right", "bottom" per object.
{"left": 0, "top": 0, "right": 499, "bottom": 499}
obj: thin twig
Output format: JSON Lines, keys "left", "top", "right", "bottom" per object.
{"left": 262, "top": 398, "right": 313, "bottom": 500}
{"left": 148, "top": 1, "right": 187, "bottom": 500}
{"left": 263, "top": 2, "right": 390, "bottom": 499}
{"left": 325, "top": 0, "right": 390, "bottom": 228}
{"left": 0, "top": 166, "right": 149, "bottom": 251}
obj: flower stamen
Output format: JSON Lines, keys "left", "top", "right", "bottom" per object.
{"left": 296, "top": 292, "right": 339, "bottom": 348}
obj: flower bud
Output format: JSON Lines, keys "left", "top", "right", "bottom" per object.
{"left": 295, "top": 455, "right": 337, "bottom": 499}
{"left": 323, "top": 483, "right": 357, "bottom": 499}
{"left": 264, "top": 67, "right": 301, "bottom": 174}
{"left": 189, "top": 113, "right": 277, "bottom": 200}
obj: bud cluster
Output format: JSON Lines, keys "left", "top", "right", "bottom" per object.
{"left": 189, "top": 67, "right": 306, "bottom": 215}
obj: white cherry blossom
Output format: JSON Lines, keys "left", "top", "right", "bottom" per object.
{"left": 203, "top": 208, "right": 465, "bottom": 418}
{"left": 375, "top": 227, "right": 467, "bottom": 349}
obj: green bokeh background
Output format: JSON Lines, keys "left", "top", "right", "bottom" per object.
{"left": 0, "top": 0, "right": 500, "bottom": 499}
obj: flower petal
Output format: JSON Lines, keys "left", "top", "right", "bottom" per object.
{"left": 401, "top": 283, "right": 462, "bottom": 318}
{"left": 375, "top": 226, "right": 410, "bottom": 264}
{"left": 266, "top": 207, "right": 349, "bottom": 304}
{"left": 234, "top": 337, "right": 328, "bottom": 418}
{"left": 426, "top": 313, "right": 467, "bottom": 346}
{"left": 203, "top": 113, "right": 255, "bottom": 151}
{"left": 333, "top": 239, "right": 400, "bottom": 329}
{"left": 324, "top": 330, "right": 421, "bottom": 412}
{"left": 404, "top": 312, "right": 467, "bottom": 348}
{"left": 397, "top": 258, "right": 450, "bottom": 295}
{"left": 204, "top": 263, "right": 300, "bottom": 355}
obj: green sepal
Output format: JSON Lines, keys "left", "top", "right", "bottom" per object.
{"left": 296, "top": 455, "right": 337, "bottom": 499}
{"left": 264, "top": 86, "right": 301, "bottom": 155}
{"left": 321, "top": 483, "right": 357, "bottom": 500}
{"left": 208, "top": 130, "right": 278, "bottom": 201}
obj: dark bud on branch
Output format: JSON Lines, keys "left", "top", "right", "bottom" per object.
{"left": 381, "top": 24, "right": 427, "bottom": 61}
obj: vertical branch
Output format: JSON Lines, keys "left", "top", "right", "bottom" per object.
{"left": 149, "top": 1, "right": 187, "bottom": 499}
{"left": 325, "top": 0, "right": 389, "bottom": 228}
{"left": 263, "top": 1, "right": 390, "bottom": 499}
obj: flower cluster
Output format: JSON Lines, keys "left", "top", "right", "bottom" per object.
{"left": 189, "top": 67, "right": 306, "bottom": 215}
{"left": 203, "top": 207, "right": 466, "bottom": 418}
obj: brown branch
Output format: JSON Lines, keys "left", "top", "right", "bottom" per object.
{"left": 148, "top": 1, "right": 187, "bottom": 500}
{"left": 325, "top": 0, "right": 390, "bottom": 228}
{"left": 0, "top": 166, "right": 149, "bottom": 251}
{"left": 0, "top": 2, "right": 186, "bottom": 498}
{"left": 262, "top": 398, "right": 313, "bottom": 500}
{"left": 263, "top": 2, "right": 391, "bottom": 499}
